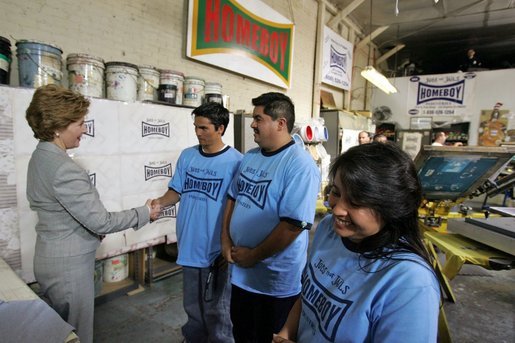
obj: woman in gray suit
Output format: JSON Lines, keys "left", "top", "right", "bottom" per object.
{"left": 25, "top": 84, "right": 161, "bottom": 343}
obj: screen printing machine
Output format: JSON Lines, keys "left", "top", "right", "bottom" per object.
{"left": 414, "top": 145, "right": 515, "bottom": 300}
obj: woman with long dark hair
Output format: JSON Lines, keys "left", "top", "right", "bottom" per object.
{"left": 274, "top": 142, "right": 440, "bottom": 342}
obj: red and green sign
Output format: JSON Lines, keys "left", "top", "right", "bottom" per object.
{"left": 187, "top": 0, "right": 294, "bottom": 88}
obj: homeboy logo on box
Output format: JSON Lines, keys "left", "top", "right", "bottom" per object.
{"left": 144, "top": 163, "right": 172, "bottom": 181}
{"left": 158, "top": 204, "right": 177, "bottom": 219}
{"left": 183, "top": 172, "right": 224, "bottom": 201}
{"left": 84, "top": 119, "right": 95, "bottom": 137}
{"left": 188, "top": 0, "right": 294, "bottom": 88}
{"left": 142, "top": 121, "right": 170, "bottom": 137}
{"left": 236, "top": 173, "right": 271, "bottom": 209}
{"left": 301, "top": 262, "right": 353, "bottom": 341}
{"left": 88, "top": 173, "right": 96, "bottom": 186}
{"left": 329, "top": 46, "right": 346, "bottom": 74}
{"left": 417, "top": 80, "right": 465, "bottom": 105}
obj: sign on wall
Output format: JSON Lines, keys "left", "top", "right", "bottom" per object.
{"left": 187, "top": 0, "right": 294, "bottom": 88}
{"left": 322, "top": 26, "right": 353, "bottom": 90}
{"left": 407, "top": 72, "right": 477, "bottom": 117}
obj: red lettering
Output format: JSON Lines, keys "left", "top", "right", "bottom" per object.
{"left": 251, "top": 24, "right": 260, "bottom": 51}
{"left": 205, "top": 0, "right": 220, "bottom": 42}
{"left": 222, "top": 5, "right": 234, "bottom": 42}
{"left": 236, "top": 16, "right": 251, "bottom": 46}
{"left": 259, "top": 28, "right": 269, "bottom": 56}
{"left": 269, "top": 32, "right": 279, "bottom": 64}
{"left": 279, "top": 32, "right": 289, "bottom": 71}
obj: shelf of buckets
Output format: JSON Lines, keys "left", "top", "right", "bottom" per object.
{"left": 0, "top": 37, "right": 224, "bottom": 107}
{"left": 292, "top": 119, "right": 331, "bottom": 183}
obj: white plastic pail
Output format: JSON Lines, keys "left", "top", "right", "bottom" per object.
{"left": 159, "top": 69, "right": 184, "bottom": 105}
{"left": 138, "top": 65, "right": 159, "bottom": 101}
{"left": 67, "top": 53, "right": 105, "bottom": 98}
{"left": 183, "top": 76, "right": 205, "bottom": 107}
{"left": 204, "top": 82, "right": 223, "bottom": 105}
{"left": 105, "top": 61, "right": 138, "bottom": 102}
{"left": 16, "top": 39, "right": 63, "bottom": 88}
{"left": 103, "top": 254, "right": 128, "bottom": 283}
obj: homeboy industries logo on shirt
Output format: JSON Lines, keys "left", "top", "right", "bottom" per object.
{"left": 301, "top": 262, "right": 353, "bottom": 341}
{"left": 183, "top": 172, "right": 224, "bottom": 201}
{"left": 236, "top": 174, "right": 271, "bottom": 209}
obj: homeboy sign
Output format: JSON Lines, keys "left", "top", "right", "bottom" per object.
{"left": 187, "top": 0, "right": 294, "bottom": 88}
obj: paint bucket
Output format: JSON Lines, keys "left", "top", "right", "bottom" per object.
{"left": 159, "top": 69, "right": 184, "bottom": 105}
{"left": 66, "top": 53, "right": 105, "bottom": 98}
{"left": 105, "top": 61, "right": 138, "bottom": 102}
{"left": 158, "top": 84, "right": 178, "bottom": 104}
{"left": 0, "top": 36, "right": 12, "bottom": 85}
{"left": 103, "top": 254, "right": 128, "bottom": 283}
{"left": 94, "top": 260, "right": 103, "bottom": 296}
{"left": 16, "top": 39, "right": 63, "bottom": 88}
{"left": 204, "top": 82, "right": 223, "bottom": 105}
{"left": 300, "top": 124, "right": 314, "bottom": 143}
{"left": 138, "top": 65, "right": 159, "bottom": 101}
{"left": 183, "top": 76, "right": 205, "bottom": 108}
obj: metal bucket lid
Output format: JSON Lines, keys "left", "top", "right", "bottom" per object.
{"left": 15, "top": 39, "right": 63, "bottom": 53}
{"left": 159, "top": 69, "right": 185, "bottom": 77}
{"left": 138, "top": 65, "right": 160, "bottom": 76}
{"left": 0, "top": 36, "right": 11, "bottom": 47}
{"left": 184, "top": 76, "right": 205, "bottom": 84}
{"left": 67, "top": 53, "right": 105, "bottom": 68}
{"left": 105, "top": 61, "right": 138, "bottom": 70}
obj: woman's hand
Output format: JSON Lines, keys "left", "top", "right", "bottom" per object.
{"left": 146, "top": 199, "right": 162, "bottom": 221}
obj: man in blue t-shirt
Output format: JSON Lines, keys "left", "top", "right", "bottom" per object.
{"left": 221, "top": 92, "right": 321, "bottom": 342}
{"left": 154, "top": 102, "right": 242, "bottom": 343}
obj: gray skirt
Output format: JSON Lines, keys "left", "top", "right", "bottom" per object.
{"left": 34, "top": 250, "right": 96, "bottom": 343}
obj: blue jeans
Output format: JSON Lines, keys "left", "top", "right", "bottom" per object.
{"left": 182, "top": 265, "right": 234, "bottom": 343}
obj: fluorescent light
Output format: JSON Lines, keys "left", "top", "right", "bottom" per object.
{"left": 361, "top": 66, "right": 398, "bottom": 94}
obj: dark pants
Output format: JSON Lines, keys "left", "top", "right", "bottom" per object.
{"left": 230, "top": 285, "right": 300, "bottom": 343}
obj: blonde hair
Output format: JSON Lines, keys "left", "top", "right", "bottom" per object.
{"left": 26, "top": 84, "right": 90, "bottom": 141}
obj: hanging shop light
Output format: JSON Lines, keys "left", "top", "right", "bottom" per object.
{"left": 361, "top": 0, "right": 398, "bottom": 95}
{"left": 361, "top": 66, "right": 398, "bottom": 94}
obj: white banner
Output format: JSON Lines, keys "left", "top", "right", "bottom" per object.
{"left": 322, "top": 27, "right": 353, "bottom": 90}
{"left": 407, "top": 72, "right": 477, "bottom": 117}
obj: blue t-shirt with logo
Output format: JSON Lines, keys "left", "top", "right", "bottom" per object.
{"left": 170, "top": 145, "right": 242, "bottom": 268}
{"left": 297, "top": 215, "right": 440, "bottom": 342}
{"left": 228, "top": 140, "right": 321, "bottom": 297}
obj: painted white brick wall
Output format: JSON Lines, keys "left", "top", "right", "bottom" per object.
{"left": 0, "top": 0, "right": 318, "bottom": 122}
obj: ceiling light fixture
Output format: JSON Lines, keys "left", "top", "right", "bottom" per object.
{"left": 361, "top": 66, "right": 398, "bottom": 94}
{"left": 360, "top": 0, "right": 398, "bottom": 94}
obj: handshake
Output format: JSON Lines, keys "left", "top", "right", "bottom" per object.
{"left": 145, "top": 199, "right": 163, "bottom": 221}
{"left": 145, "top": 191, "right": 180, "bottom": 222}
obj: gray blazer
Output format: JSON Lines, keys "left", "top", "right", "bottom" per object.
{"left": 27, "top": 141, "right": 150, "bottom": 257}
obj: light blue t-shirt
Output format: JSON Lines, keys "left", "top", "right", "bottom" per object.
{"left": 228, "top": 140, "right": 321, "bottom": 297}
{"left": 170, "top": 145, "right": 242, "bottom": 268}
{"left": 297, "top": 215, "right": 440, "bottom": 342}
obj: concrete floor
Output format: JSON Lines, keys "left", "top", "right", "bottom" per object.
{"left": 93, "top": 256, "right": 515, "bottom": 343}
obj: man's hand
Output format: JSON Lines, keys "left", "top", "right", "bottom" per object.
{"left": 231, "top": 246, "right": 259, "bottom": 268}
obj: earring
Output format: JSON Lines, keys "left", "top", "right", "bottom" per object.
{"left": 55, "top": 132, "right": 60, "bottom": 137}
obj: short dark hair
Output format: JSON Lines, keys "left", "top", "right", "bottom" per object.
{"left": 26, "top": 84, "right": 90, "bottom": 141}
{"left": 252, "top": 92, "right": 295, "bottom": 133}
{"left": 192, "top": 102, "right": 230, "bottom": 135}
{"left": 330, "top": 142, "right": 432, "bottom": 267}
